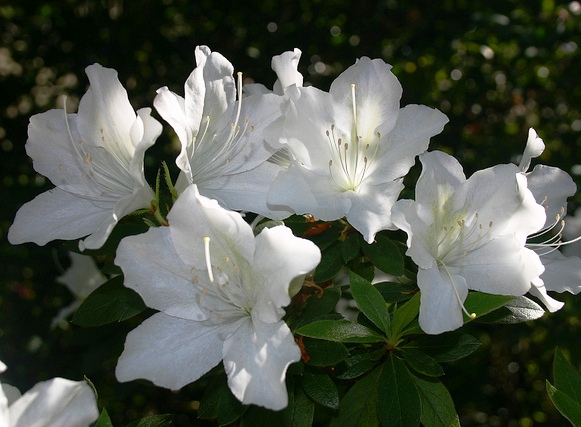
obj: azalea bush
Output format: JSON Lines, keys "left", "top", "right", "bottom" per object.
{"left": 3, "top": 2, "right": 581, "bottom": 427}
{"left": 3, "top": 39, "right": 581, "bottom": 427}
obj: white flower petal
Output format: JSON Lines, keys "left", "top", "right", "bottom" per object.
{"left": 529, "top": 277, "right": 564, "bottom": 312}
{"left": 330, "top": 57, "right": 402, "bottom": 139}
{"left": 272, "top": 48, "right": 303, "bottom": 94}
{"left": 518, "top": 127, "right": 545, "bottom": 171}
{"left": 8, "top": 378, "right": 98, "bottom": 427}
{"left": 116, "top": 227, "right": 209, "bottom": 320}
{"left": 8, "top": 188, "right": 114, "bottom": 247}
{"left": 538, "top": 250, "right": 581, "bottom": 294}
{"left": 252, "top": 226, "right": 321, "bottom": 323}
{"left": 417, "top": 266, "right": 468, "bottom": 335}
{"left": 223, "top": 318, "right": 301, "bottom": 410}
{"left": 116, "top": 313, "right": 226, "bottom": 390}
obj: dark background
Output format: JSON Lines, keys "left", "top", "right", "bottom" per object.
{"left": 1, "top": 1, "right": 581, "bottom": 425}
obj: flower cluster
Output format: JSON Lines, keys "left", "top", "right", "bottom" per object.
{"left": 7, "top": 45, "right": 581, "bottom": 421}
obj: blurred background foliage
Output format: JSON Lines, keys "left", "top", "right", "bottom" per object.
{"left": 1, "top": 0, "right": 581, "bottom": 425}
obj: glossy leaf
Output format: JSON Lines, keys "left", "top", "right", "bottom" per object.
{"left": 302, "top": 338, "right": 350, "bottom": 366}
{"left": 302, "top": 371, "right": 339, "bottom": 409}
{"left": 125, "top": 415, "right": 174, "bottom": 427}
{"left": 401, "top": 349, "right": 444, "bottom": 377}
{"left": 463, "top": 292, "right": 514, "bottom": 321}
{"left": 553, "top": 348, "right": 581, "bottom": 403}
{"left": 361, "top": 232, "right": 404, "bottom": 276}
{"left": 292, "top": 287, "right": 341, "bottom": 330}
{"left": 407, "top": 332, "right": 481, "bottom": 363}
{"left": 333, "top": 349, "right": 387, "bottom": 380}
{"left": 390, "top": 292, "right": 420, "bottom": 339}
{"left": 314, "top": 241, "right": 344, "bottom": 282}
{"left": 71, "top": 275, "right": 146, "bottom": 327}
{"left": 198, "top": 375, "right": 246, "bottom": 425}
{"left": 412, "top": 376, "right": 459, "bottom": 427}
{"left": 95, "top": 409, "right": 113, "bottom": 427}
{"left": 377, "top": 355, "right": 421, "bottom": 427}
{"left": 341, "top": 231, "right": 361, "bottom": 262}
{"left": 349, "top": 270, "right": 391, "bottom": 334}
{"left": 547, "top": 381, "right": 581, "bottom": 426}
{"left": 296, "top": 319, "right": 385, "bottom": 343}
{"left": 330, "top": 365, "right": 382, "bottom": 427}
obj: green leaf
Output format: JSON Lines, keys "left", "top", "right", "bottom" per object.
{"left": 390, "top": 292, "right": 420, "bottom": 339}
{"left": 302, "top": 338, "right": 349, "bottom": 366}
{"left": 124, "top": 415, "right": 174, "bottom": 427}
{"left": 240, "top": 406, "right": 287, "bottom": 427}
{"left": 347, "top": 258, "right": 375, "bottom": 282}
{"left": 198, "top": 374, "right": 246, "bottom": 424}
{"left": 401, "top": 349, "right": 444, "bottom": 377}
{"left": 71, "top": 276, "right": 146, "bottom": 327}
{"left": 95, "top": 409, "right": 114, "bottom": 427}
{"left": 377, "top": 355, "right": 421, "bottom": 427}
{"left": 349, "top": 271, "right": 390, "bottom": 334}
{"left": 314, "top": 241, "right": 345, "bottom": 282}
{"left": 65, "top": 221, "right": 149, "bottom": 257}
{"left": 412, "top": 376, "right": 459, "bottom": 427}
{"left": 330, "top": 365, "right": 382, "bottom": 427}
{"left": 463, "top": 292, "right": 514, "bottom": 321}
{"left": 292, "top": 287, "right": 341, "bottom": 330}
{"left": 302, "top": 371, "right": 339, "bottom": 409}
{"left": 407, "top": 332, "right": 481, "bottom": 362}
{"left": 553, "top": 347, "right": 581, "bottom": 404}
{"left": 296, "top": 319, "right": 385, "bottom": 343}
{"left": 499, "top": 296, "right": 546, "bottom": 323}
{"left": 290, "top": 385, "right": 315, "bottom": 427}
{"left": 333, "top": 349, "right": 386, "bottom": 380}
{"left": 547, "top": 381, "right": 581, "bottom": 426}
{"left": 361, "top": 232, "right": 404, "bottom": 276}
{"left": 374, "top": 282, "right": 418, "bottom": 303}
{"left": 341, "top": 231, "right": 361, "bottom": 261}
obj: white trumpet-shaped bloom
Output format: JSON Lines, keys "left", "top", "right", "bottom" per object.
{"left": 8, "top": 64, "right": 161, "bottom": 250}
{"left": 517, "top": 128, "right": 581, "bottom": 311}
{"left": 391, "top": 151, "right": 546, "bottom": 334}
{"left": 114, "top": 184, "right": 321, "bottom": 410}
{"left": 0, "top": 361, "right": 99, "bottom": 427}
{"left": 266, "top": 56, "right": 449, "bottom": 242}
{"left": 154, "top": 46, "right": 288, "bottom": 218}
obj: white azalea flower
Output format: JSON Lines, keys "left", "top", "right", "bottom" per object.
{"left": 391, "top": 151, "right": 546, "bottom": 334}
{"left": 154, "top": 46, "right": 288, "bottom": 219}
{"left": 265, "top": 56, "right": 449, "bottom": 242}
{"left": 52, "top": 252, "right": 107, "bottom": 329}
{"left": 8, "top": 64, "right": 161, "bottom": 250}
{"left": 517, "top": 128, "right": 581, "bottom": 311}
{"left": 0, "top": 362, "right": 98, "bottom": 427}
{"left": 114, "top": 184, "right": 321, "bottom": 410}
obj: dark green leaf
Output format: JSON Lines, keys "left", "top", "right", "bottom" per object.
{"left": 330, "top": 365, "right": 382, "bottom": 427}
{"left": 463, "top": 292, "right": 514, "bottom": 321}
{"left": 290, "top": 386, "right": 315, "bottom": 427}
{"left": 314, "top": 241, "right": 344, "bottom": 282}
{"left": 124, "top": 415, "right": 173, "bottom": 427}
{"left": 377, "top": 355, "right": 421, "bottom": 427}
{"left": 407, "top": 332, "right": 481, "bottom": 363}
{"left": 198, "top": 375, "right": 246, "bottom": 425}
{"left": 292, "top": 287, "right": 341, "bottom": 330}
{"left": 347, "top": 258, "right": 375, "bottom": 282}
{"left": 553, "top": 347, "right": 581, "bottom": 404}
{"left": 95, "top": 408, "right": 114, "bottom": 427}
{"left": 302, "top": 371, "right": 339, "bottom": 409}
{"left": 341, "top": 231, "right": 361, "bottom": 262}
{"left": 374, "top": 282, "right": 418, "bottom": 304}
{"left": 65, "top": 221, "right": 149, "bottom": 257}
{"left": 390, "top": 292, "right": 420, "bottom": 339}
{"left": 499, "top": 296, "right": 546, "bottom": 323}
{"left": 547, "top": 381, "right": 581, "bottom": 426}
{"left": 349, "top": 271, "right": 390, "bottom": 334}
{"left": 333, "top": 349, "right": 386, "bottom": 380}
{"left": 240, "top": 406, "right": 287, "bottom": 427}
{"left": 71, "top": 276, "right": 146, "bottom": 327}
{"left": 296, "top": 319, "right": 385, "bottom": 343}
{"left": 401, "top": 349, "right": 444, "bottom": 377}
{"left": 361, "top": 232, "right": 404, "bottom": 276}
{"left": 412, "top": 376, "right": 459, "bottom": 427}
{"left": 302, "top": 338, "right": 349, "bottom": 366}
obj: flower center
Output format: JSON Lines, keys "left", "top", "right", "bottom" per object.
{"left": 326, "top": 84, "right": 380, "bottom": 192}
{"left": 190, "top": 72, "right": 254, "bottom": 183}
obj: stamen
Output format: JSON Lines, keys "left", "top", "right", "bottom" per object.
{"left": 203, "top": 237, "right": 214, "bottom": 283}
{"left": 440, "top": 261, "right": 476, "bottom": 319}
